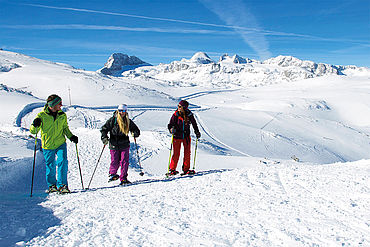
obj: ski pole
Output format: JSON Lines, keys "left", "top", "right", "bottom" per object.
{"left": 167, "top": 135, "right": 174, "bottom": 176}
{"left": 30, "top": 133, "right": 38, "bottom": 197}
{"left": 134, "top": 137, "right": 144, "bottom": 176}
{"left": 87, "top": 144, "right": 106, "bottom": 189}
{"left": 192, "top": 137, "right": 199, "bottom": 171}
{"left": 75, "top": 143, "right": 85, "bottom": 190}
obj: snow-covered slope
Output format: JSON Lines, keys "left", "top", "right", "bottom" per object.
{"left": 0, "top": 50, "right": 369, "bottom": 246}
{"left": 0, "top": 50, "right": 176, "bottom": 107}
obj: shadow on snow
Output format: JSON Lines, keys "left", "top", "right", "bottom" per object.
{"left": 0, "top": 149, "right": 61, "bottom": 246}
{"left": 79, "top": 168, "right": 231, "bottom": 193}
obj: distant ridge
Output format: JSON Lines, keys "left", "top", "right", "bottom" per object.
{"left": 120, "top": 52, "right": 369, "bottom": 87}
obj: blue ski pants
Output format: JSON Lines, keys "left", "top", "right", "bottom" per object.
{"left": 43, "top": 142, "right": 68, "bottom": 188}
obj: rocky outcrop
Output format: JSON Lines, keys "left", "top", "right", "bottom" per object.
{"left": 98, "top": 53, "right": 151, "bottom": 76}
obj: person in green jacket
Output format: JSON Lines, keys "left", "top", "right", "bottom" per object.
{"left": 30, "top": 94, "right": 78, "bottom": 194}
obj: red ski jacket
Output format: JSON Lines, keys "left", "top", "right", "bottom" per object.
{"left": 168, "top": 109, "right": 200, "bottom": 139}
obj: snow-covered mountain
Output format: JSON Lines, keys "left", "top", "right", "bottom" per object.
{"left": 0, "top": 50, "right": 369, "bottom": 246}
{"left": 122, "top": 52, "right": 369, "bottom": 87}
{"left": 98, "top": 53, "right": 151, "bottom": 76}
{"left": 219, "top": 53, "right": 254, "bottom": 64}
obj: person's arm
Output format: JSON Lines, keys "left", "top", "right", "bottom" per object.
{"left": 189, "top": 113, "right": 201, "bottom": 138}
{"left": 129, "top": 119, "right": 140, "bottom": 138}
{"left": 101, "top": 117, "right": 113, "bottom": 142}
{"left": 30, "top": 113, "right": 43, "bottom": 135}
{"left": 62, "top": 113, "right": 73, "bottom": 140}
{"left": 168, "top": 113, "right": 177, "bottom": 134}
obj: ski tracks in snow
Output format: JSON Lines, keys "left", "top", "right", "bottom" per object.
{"left": 193, "top": 112, "right": 251, "bottom": 157}
{"left": 25, "top": 159, "right": 370, "bottom": 246}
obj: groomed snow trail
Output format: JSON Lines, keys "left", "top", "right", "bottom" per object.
{"left": 21, "top": 130, "right": 369, "bottom": 246}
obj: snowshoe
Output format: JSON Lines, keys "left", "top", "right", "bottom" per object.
{"left": 181, "top": 170, "right": 196, "bottom": 176}
{"left": 58, "top": 185, "right": 71, "bottom": 194}
{"left": 119, "top": 179, "right": 131, "bottom": 185}
{"left": 108, "top": 174, "right": 119, "bottom": 182}
{"left": 165, "top": 170, "right": 179, "bottom": 177}
{"left": 47, "top": 184, "right": 58, "bottom": 193}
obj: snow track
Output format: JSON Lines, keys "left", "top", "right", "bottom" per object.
{"left": 193, "top": 112, "right": 251, "bottom": 156}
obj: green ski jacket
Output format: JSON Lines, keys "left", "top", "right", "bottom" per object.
{"left": 30, "top": 105, "right": 73, "bottom": 150}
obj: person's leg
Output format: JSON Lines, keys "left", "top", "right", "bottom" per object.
{"left": 55, "top": 143, "right": 68, "bottom": 188}
{"left": 43, "top": 148, "right": 57, "bottom": 187}
{"left": 169, "top": 138, "right": 182, "bottom": 171}
{"left": 119, "top": 147, "right": 130, "bottom": 181}
{"left": 182, "top": 137, "right": 191, "bottom": 172}
{"left": 109, "top": 149, "right": 121, "bottom": 175}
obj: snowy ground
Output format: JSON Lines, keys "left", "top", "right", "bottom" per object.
{"left": 0, "top": 50, "right": 369, "bottom": 246}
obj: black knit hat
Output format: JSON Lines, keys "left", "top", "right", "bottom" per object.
{"left": 178, "top": 100, "right": 189, "bottom": 109}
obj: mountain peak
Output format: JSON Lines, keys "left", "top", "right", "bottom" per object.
{"left": 219, "top": 54, "right": 252, "bottom": 64}
{"left": 190, "top": 52, "right": 214, "bottom": 64}
{"left": 99, "top": 53, "right": 151, "bottom": 76}
{"left": 263, "top": 55, "right": 305, "bottom": 67}
{"left": 264, "top": 55, "right": 341, "bottom": 76}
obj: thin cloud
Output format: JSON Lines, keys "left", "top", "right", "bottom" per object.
{"left": 25, "top": 2, "right": 272, "bottom": 59}
{"left": 24, "top": 3, "right": 250, "bottom": 30}
{"left": 27, "top": 53, "right": 109, "bottom": 57}
{"left": 20, "top": 3, "right": 369, "bottom": 45}
{"left": 0, "top": 24, "right": 235, "bottom": 35}
{"left": 330, "top": 44, "right": 370, "bottom": 54}
{"left": 41, "top": 38, "right": 198, "bottom": 56}
{"left": 198, "top": 0, "right": 271, "bottom": 60}
{"left": 19, "top": 4, "right": 327, "bottom": 36}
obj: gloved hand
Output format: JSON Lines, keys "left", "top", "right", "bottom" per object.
{"left": 32, "top": 118, "right": 42, "bottom": 127}
{"left": 133, "top": 131, "right": 140, "bottom": 138}
{"left": 169, "top": 127, "right": 176, "bottom": 134}
{"left": 70, "top": 135, "right": 78, "bottom": 144}
{"left": 195, "top": 131, "right": 201, "bottom": 139}
{"left": 102, "top": 137, "right": 109, "bottom": 145}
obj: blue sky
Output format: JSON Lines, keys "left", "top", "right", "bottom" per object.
{"left": 1, "top": 0, "right": 369, "bottom": 70}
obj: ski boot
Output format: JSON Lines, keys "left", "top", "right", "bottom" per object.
{"left": 58, "top": 185, "right": 71, "bottom": 194}
{"left": 47, "top": 184, "right": 58, "bottom": 193}
{"left": 119, "top": 179, "right": 132, "bottom": 185}
{"left": 165, "top": 170, "right": 179, "bottom": 177}
{"left": 108, "top": 174, "right": 119, "bottom": 182}
{"left": 181, "top": 170, "right": 196, "bottom": 176}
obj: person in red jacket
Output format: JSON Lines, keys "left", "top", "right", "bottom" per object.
{"left": 167, "top": 100, "right": 201, "bottom": 175}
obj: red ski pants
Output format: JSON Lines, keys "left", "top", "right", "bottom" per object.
{"left": 170, "top": 137, "right": 191, "bottom": 172}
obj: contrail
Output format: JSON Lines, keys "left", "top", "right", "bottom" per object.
{"left": 198, "top": 0, "right": 271, "bottom": 60}
{"left": 1, "top": 24, "right": 235, "bottom": 35}
{"left": 24, "top": 3, "right": 257, "bottom": 31}
{"left": 22, "top": 3, "right": 369, "bottom": 45}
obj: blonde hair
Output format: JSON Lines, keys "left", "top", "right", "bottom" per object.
{"left": 116, "top": 111, "right": 130, "bottom": 135}
{"left": 179, "top": 108, "right": 189, "bottom": 124}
